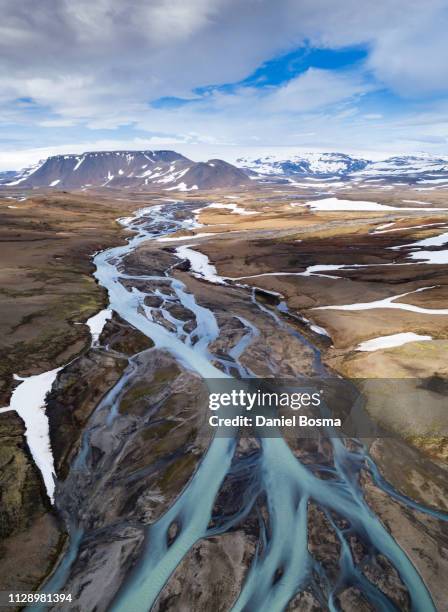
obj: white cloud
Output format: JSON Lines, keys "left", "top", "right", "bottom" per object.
{"left": 262, "top": 68, "right": 371, "bottom": 112}
{"left": 1, "top": 0, "right": 448, "bottom": 158}
{"left": 1, "top": 0, "right": 447, "bottom": 106}
{"left": 366, "top": 7, "right": 448, "bottom": 95}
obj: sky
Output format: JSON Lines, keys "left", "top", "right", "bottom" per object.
{"left": 1, "top": 0, "right": 448, "bottom": 170}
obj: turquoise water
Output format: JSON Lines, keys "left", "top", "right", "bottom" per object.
{"left": 36, "top": 200, "right": 444, "bottom": 611}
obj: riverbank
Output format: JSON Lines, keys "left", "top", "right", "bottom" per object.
{"left": 0, "top": 189, "right": 155, "bottom": 596}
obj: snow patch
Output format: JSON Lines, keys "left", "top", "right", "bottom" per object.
{"left": 86, "top": 308, "right": 112, "bottom": 346}
{"left": 314, "top": 286, "right": 448, "bottom": 314}
{"left": 303, "top": 197, "right": 448, "bottom": 212}
{"left": 73, "top": 156, "right": 85, "bottom": 171}
{"left": 357, "top": 332, "right": 432, "bottom": 352}
{"left": 205, "top": 202, "right": 256, "bottom": 216}
{"left": 0, "top": 369, "right": 62, "bottom": 502}
{"left": 166, "top": 182, "right": 198, "bottom": 192}
{"left": 175, "top": 245, "right": 226, "bottom": 284}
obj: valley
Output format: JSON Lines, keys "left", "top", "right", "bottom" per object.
{"left": 3, "top": 0, "right": 448, "bottom": 607}
{"left": 0, "top": 154, "right": 448, "bottom": 610}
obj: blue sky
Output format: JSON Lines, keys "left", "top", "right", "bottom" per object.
{"left": 1, "top": 0, "right": 448, "bottom": 169}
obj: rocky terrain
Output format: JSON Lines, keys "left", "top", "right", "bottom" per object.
{"left": 0, "top": 411, "right": 60, "bottom": 593}
{"left": 0, "top": 189, "right": 145, "bottom": 594}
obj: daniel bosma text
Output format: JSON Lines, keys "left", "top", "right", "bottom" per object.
{"left": 209, "top": 415, "right": 342, "bottom": 428}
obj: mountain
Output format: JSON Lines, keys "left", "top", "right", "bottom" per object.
{"left": 237, "top": 152, "right": 369, "bottom": 178}
{"left": 237, "top": 152, "right": 448, "bottom": 186}
{"left": 3, "top": 160, "right": 47, "bottom": 186}
{"left": 0, "top": 171, "right": 18, "bottom": 185}
{"left": 5, "top": 150, "right": 252, "bottom": 191}
{"left": 354, "top": 155, "right": 448, "bottom": 179}
{"left": 5, "top": 150, "right": 448, "bottom": 191}
{"left": 170, "top": 159, "right": 250, "bottom": 190}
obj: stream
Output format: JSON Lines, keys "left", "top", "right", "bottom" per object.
{"left": 35, "top": 199, "right": 446, "bottom": 611}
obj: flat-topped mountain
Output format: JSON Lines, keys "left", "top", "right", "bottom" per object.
{"left": 7, "top": 150, "right": 251, "bottom": 191}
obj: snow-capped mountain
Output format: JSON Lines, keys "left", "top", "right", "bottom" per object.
{"left": 238, "top": 152, "right": 369, "bottom": 178}
{"left": 4, "top": 150, "right": 448, "bottom": 191}
{"left": 0, "top": 171, "right": 18, "bottom": 185}
{"left": 3, "top": 159, "right": 46, "bottom": 186}
{"left": 237, "top": 152, "right": 448, "bottom": 185}
{"left": 4, "top": 150, "right": 251, "bottom": 191}
{"left": 353, "top": 155, "right": 448, "bottom": 178}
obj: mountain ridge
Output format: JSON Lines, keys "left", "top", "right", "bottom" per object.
{"left": 4, "top": 149, "right": 448, "bottom": 190}
{"left": 5, "top": 150, "right": 251, "bottom": 191}
{"left": 237, "top": 151, "right": 448, "bottom": 185}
